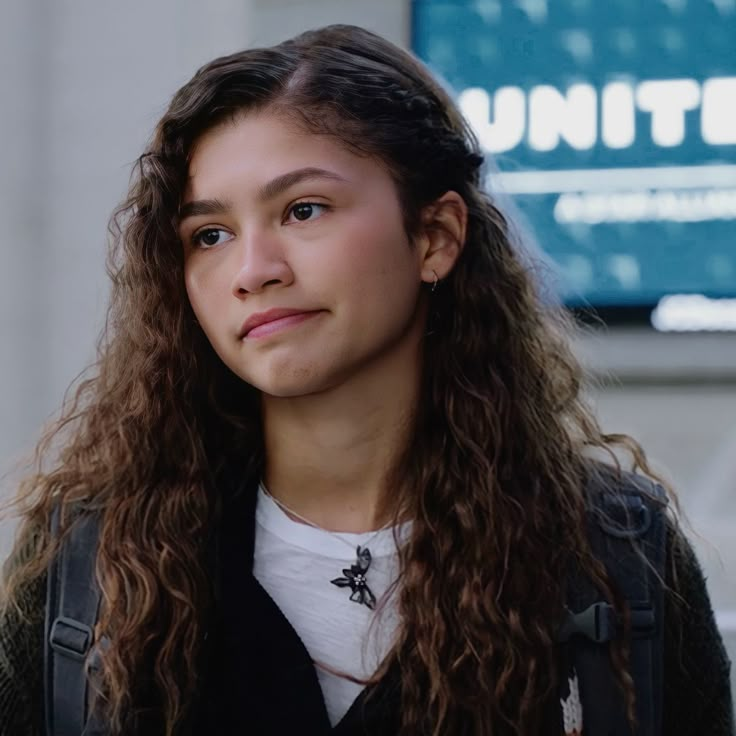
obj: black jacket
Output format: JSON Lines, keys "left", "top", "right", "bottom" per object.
{"left": 0, "top": 471, "right": 733, "bottom": 735}
{"left": 196, "top": 470, "right": 735, "bottom": 735}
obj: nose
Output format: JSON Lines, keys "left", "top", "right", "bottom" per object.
{"left": 230, "top": 226, "right": 294, "bottom": 297}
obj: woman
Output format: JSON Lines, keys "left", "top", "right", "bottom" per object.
{"left": 0, "top": 24, "right": 732, "bottom": 736}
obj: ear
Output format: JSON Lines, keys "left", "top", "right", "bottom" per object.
{"left": 415, "top": 191, "right": 468, "bottom": 286}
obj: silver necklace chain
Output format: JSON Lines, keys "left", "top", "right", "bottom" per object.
{"left": 258, "top": 481, "right": 395, "bottom": 610}
{"left": 258, "top": 481, "right": 393, "bottom": 550}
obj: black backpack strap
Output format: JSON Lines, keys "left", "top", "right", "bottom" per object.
{"left": 564, "top": 474, "right": 667, "bottom": 736}
{"left": 44, "top": 503, "right": 103, "bottom": 736}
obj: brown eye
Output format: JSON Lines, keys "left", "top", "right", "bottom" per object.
{"left": 192, "top": 228, "right": 232, "bottom": 249}
{"left": 286, "top": 202, "right": 329, "bottom": 224}
{"left": 293, "top": 203, "right": 314, "bottom": 221}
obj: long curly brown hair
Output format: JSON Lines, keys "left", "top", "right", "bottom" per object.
{"left": 1, "top": 23, "right": 672, "bottom": 736}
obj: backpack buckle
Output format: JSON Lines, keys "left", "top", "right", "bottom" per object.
{"left": 630, "top": 605, "right": 656, "bottom": 637}
{"left": 49, "top": 616, "right": 93, "bottom": 661}
{"left": 558, "top": 602, "right": 617, "bottom": 643}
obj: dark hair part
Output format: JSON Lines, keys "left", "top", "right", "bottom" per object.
{"left": 1, "top": 24, "right": 672, "bottom": 735}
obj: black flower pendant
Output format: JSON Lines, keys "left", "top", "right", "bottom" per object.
{"left": 331, "top": 545, "right": 377, "bottom": 610}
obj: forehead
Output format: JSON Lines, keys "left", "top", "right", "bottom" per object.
{"left": 184, "top": 111, "right": 383, "bottom": 198}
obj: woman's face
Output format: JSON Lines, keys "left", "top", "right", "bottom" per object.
{"left": 180, "top": 110, "right": 429, "bottom": 398}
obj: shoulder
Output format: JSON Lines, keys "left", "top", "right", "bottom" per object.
{"left": 581, "top": 463, "right": 734, "bottom": 733}
{"left": 588, "top": 462, "right": 736, "bottom": 735}
{"left": 581, "top": 462, "right": 669, "bottom": 566}
{"left": 0, "top": 568, "right": 46, "bottom": 674}
{"left": 0, "top": 545, "right": 46, "bottom": 735}
{"left": 583, "top": 461, "right": 668, "bottom": 509}
{"left": 0, "top": 505, "right": 102, "bottom": 736}
{"left": 661, "top": 520, "right": 734, "bottom": 734}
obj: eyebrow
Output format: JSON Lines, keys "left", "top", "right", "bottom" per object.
{"left": 178, "top": 166, "right": 348, "bottom": 224}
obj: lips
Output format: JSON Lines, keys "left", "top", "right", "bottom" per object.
{"left": 239, "top": 308, "right": 322, "bottom": 338}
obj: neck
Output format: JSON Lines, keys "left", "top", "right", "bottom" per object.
{"left": 260, "top": 341, "right": 421, "bottom": 533}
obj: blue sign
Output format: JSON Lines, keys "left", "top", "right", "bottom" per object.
{"left": 412, "top": 0, "right": 736, "bottom": 317}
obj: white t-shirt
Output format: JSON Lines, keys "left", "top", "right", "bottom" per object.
{"left": 252, "top": 483, "right": 410, "bottom": 726}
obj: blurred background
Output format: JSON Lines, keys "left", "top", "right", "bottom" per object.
{"left": 1, "top": 0, "right": 734, "bottom": 696}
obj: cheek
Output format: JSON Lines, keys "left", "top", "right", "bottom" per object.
{"left": 337, "top": 212, "right": 414, "bottom": 283}
{"left": 184, "top": 262, "right": 224, "bottom": 323}
{"left": 183, "top": 268, "right": 205, "bottom": 322}
{"left": 322, "top": 220, "right": 418, "bottom": 324}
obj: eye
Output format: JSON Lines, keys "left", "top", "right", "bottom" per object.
{"left": 191, "top": 228, "right": 233, "bottom": 249}
{"left": 285, "top": 201, "right": 329, "bottom": 224}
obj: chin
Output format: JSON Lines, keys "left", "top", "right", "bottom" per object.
{"left": 243, "top": 367, "right": 335, "bottom": 399}
{"left": 256, "top": 382, "right": 330, "bottom": 400}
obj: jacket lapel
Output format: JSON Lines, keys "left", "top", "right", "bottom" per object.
{"left": 205, "top": 469, "right": 333, "bottom": 735}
